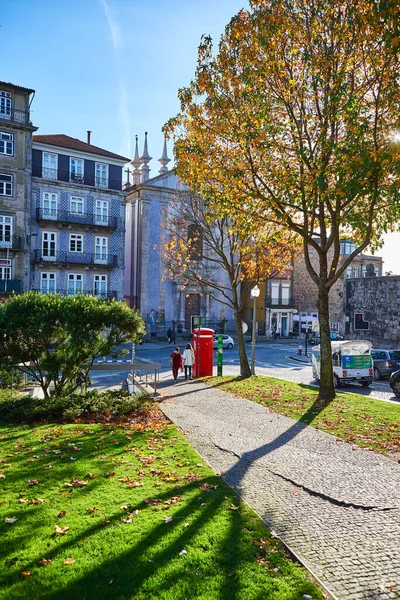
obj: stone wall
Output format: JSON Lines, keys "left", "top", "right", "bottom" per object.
{"left": 345, "top": 276, "right": 400, "bottom": 347}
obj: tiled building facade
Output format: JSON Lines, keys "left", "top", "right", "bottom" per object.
{"left": 31, "top": 135, "right": 128, "bottom": 300}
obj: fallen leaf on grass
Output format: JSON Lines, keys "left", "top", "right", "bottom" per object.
{"left": 65, "top": 479, "right": 87, "bottom": 488}
{"left": 144, "top": 498, "right": 162, "bottom": 506}
{"left": 87, "top": 506, "right": 98, "bottom": 514}
{"left": 38, "top": 558, "right": 52, "bottom": 566}
{"left": 0, "top": 474, "right": 5, "bottom": 479}
{"left": 120, "top": 504, "right": 131, "bottom": 510}
{"left": 5, "top": 517, "right": 17, "bottom": 523}
{"left": 55, "top": 525, "right": 70, "bottom": 535}
{"left": 122, "top": 516, "right": 133, "bottom": 524}
{"left": 103, "top": 471, "right": 116, "bottom": 478}
{"left": 44, "top": 465, "right": 52, "bottom": 470}
{"left": 164, "top": 516, "right": 173, "bottom": 523}
{"left": 85, "top": 473, "right": 98, "bottom": 479}
{"left": 64, "top": 558, "right": 75, "bottom": 565}
{"left": 20, "top": 571, "right": 31, "bottom": 578}
{"left": 229, "top": 504, "right": 239, "bottom": 511}
{"left": 29, "top": 498, "right": 44, "bottom": 505}
{"left": 200, "top": 483, "right": 214, "bottom": 492}
{"left": 27, "top": 480, "right": 38, "bottom": 486}
{"left": 179, "top": 549, "right": 187, "bottom": 556}
{"left": 57, "top": 510, "right": 67, "bottom": 518}
{"left": 18, "top": 498, "right": 29, "bottom": 503}
{"left": 97, "top": 455, "right": 108, "bottom": 459}
{"left": 100, "top": 520, "right": 111, "bottom": 526}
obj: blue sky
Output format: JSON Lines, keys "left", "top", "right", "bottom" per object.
{"left": 1, "top": 0, "right": 398, "bottom": 271}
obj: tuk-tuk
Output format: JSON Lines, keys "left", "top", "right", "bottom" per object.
{"left": 311, "top": 340, "right": 373, "bottom": 388}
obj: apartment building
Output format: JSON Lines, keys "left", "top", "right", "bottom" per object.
{"left": 0, "top": 81, "right": 37, "bottom": 298}
{"left": 31, "top": 134, "right": 129, "bottom": 299}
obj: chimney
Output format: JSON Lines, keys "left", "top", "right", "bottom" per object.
{"left": 87, "top": 130, "right": 92, "bottom": 145}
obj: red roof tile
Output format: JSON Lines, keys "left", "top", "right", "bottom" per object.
{"left": 33, "top": 134, "right": 130, "bottom": 162}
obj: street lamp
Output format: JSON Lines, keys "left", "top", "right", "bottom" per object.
{"left": 250, "top": 284, "right": 260, "bottom": 375}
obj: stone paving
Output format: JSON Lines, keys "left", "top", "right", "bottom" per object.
{"left": 159, "top": 376, "right": 400, "bottom": 600}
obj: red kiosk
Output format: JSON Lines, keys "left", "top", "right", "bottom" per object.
{"left": 192, "top": 328, "right": 214, "bottom": 377}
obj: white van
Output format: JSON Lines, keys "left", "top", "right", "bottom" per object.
{"left": 312, "top": 340, "right": 373, "bottom": 388}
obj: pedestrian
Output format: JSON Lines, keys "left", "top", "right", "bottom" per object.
{"left": 183, "top": 343, "right": 195, "bottom": 380}
{"left": 170, "top": 326, "right": 176, "bottom": 344}
{"left": 170, "top": 347, "right": 183, "bottom": 381}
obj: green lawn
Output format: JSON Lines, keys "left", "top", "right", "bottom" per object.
{"left": 205, "top": 376, "right": 400, "bottom": 457}
{"left": 0, "top": 408, "right": 323, "bottom": 600}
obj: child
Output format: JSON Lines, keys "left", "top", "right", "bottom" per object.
{"left": 183, "top": 343, "right": 195, "bottom": 380}
{"left": 170, "top": 347, "right": 183, "bottom": 381}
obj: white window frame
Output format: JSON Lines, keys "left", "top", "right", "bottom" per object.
{"left": 69, "top": 233, "right": 83, "bottom": 253}
{"left": 95, "top": 199, "right": 109, "bottom": 226}
{"left": 0, "top": 91, "right": 12, "bottom": 119}
{"left": 70, "top": 196, "right": 84, "bottom": 215}
{"left": 94, "top": 274, "right": 108, "bottom": 296}
{"left": 70, "top": 157, "right": 84, "bottom": 184}
{"left": 95, "top": 162, "right": 109, "bottom": 188}
{"left": 353, "top": 266, "right": 359, "bottom": 278}
{"left": 67, "top": 273, "right": 83, "bottom": 296}
{"left": 40, "top": 272, "right": 56, "bottom": 294}
{"left": 42, "top": 153, "right": 58, "bottom": 180}
{"left": 42, "top": 192, "right": 58, "bottom": 220}
{"left": 0, "top": 173, "right": 12, "bottom": 196}
{"left": 94, "top": 236, "right": 108, "bottom": 264}
{"left": 0, "top": 215, "right": 12, "bottom": 248}
{"left": 0, "top": 265, "right": 11, "bottom": 279}
{"left": 42, "top": 231, "right": 57, "bottom": 261}
{"left": 281, "top": 282, "right": 290, "bottom": 306}
{"left": 0, "top": 132, "right": 14, "bottom": 155}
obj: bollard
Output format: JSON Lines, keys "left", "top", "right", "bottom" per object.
{"left": 298, "top": 345, "right": 303, "bottom": 355}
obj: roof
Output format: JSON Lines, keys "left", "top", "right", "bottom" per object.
{"left": 0, "top": 81, "right": 35, "bottom": 94}
{"left": 33, "top": 134, "right": 130, "bottom": 162}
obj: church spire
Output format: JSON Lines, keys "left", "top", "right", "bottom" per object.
{"left": 140, "top": 131, "right": 152, "bottom": 182}
{"left": 158, "top": 137, "right": 171, "bottom": 174}
{"left": 130, "top": 135, "right": 141, "bottom": 185}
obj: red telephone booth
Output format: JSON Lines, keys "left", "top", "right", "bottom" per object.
{"left": 192, "top": 328, "right": 215, "bottom": 377}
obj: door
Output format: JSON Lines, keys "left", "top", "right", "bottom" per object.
{"left": 184, "top": 294, "right": 201, "bottom": 330}
{"left": 42, "top": 193, "right": 58, "bottom": 219}
{"left": 281, "top": 314, "right": 288, "bottom": 337}
{"left": 42, "top": 232, "right": 56, "bottom": 261}
{"left": 40, "top": 272, "right": 56, "bottom": 294}
{"left": 70, "top": 158, "right": 84, "bottom": 183}
{"left": 95, "top": 163, "right": 108, "bottom": 188}
{"left": 67, "top": 274, "right": 83, "bottom": 295}
{"left": 95, "top": 200, "right": 109, "bottom": 226}
{"left": 42, "top": 153, "right": 58, "bottom": 179}
{"left": 0, "top": 91, "right": 11, "bottom": 119}
{"left": 94, "top": 236, "right": 108, "bottom": 264}
{"left": 94, "top": 274, "right": 107, "bottom": 297}
{"left": 0, "top": 215, "right": 12, "bottom": 248}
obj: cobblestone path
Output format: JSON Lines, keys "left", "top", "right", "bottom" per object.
{"left": 159, "top": 377, "right": 400, "bottom": 600}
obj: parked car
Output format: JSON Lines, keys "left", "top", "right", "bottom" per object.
{"left": 389, "top": 370, "right": 400, "bottom": 398}
{"left": 371, "top": 349, "right": 400, "bottom": 380}
{"left": 213, "top": 334, "right": 234, "bottom": 350}
{"left": 310, "top": 332, "right": 343, "bottom": 346}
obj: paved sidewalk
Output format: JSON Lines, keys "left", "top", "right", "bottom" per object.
{"left": 158, "top": 376, "right": 400, "bottom": 600}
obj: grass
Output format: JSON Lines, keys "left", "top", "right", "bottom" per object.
{"left": 205, "top": 376, "right": 400, "bottom": 457}
{"left": 0, "top": 406, "right": 323, "bottom": 600}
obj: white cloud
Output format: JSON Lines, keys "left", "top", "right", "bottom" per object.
{"left": 99, "top": 0, "right": 122, "bottom": 50}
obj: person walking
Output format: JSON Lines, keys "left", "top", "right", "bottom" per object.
{"left": 183, "top": 343, "right": 195, "bottom": 380}
{"left": 170, "top": 347, "right": 183, "bottom": 381}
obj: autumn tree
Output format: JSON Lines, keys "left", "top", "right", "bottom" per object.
{"left": 165, "top": 0, "right": 400, "bottom": 400}
{"left": 0, "top": 293, "right": 145, "bottom": 399}
{"left": 162, "top": 189, "right": 295, "bottom": 378}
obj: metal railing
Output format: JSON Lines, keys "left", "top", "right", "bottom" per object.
{"left": 36, "top": 207, "right": 118, "bottom": 229}
{"left": 32, "top": 288, "right": 117, "bottom": 300}
{"left": 0, "top": 279, "right": 21, "bottom": 293}
{"left": 0, "top": 235, "right": 23, "bottom": 251}
{"left": 32, "top": 166, "right": 123, "bottom": 191}
{"left": 33, "top": 250, "right": 118, "bottom": 267}
{"left": 0, "top": 108, "right": 32, "bottom": 126}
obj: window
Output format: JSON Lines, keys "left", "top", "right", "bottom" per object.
{"left": 0, "top": 173, "right": 12, "bottom": 196}
{"left": 94, "top": 274, "right": 107, "bottom": 296}
{"left": 374, "top": 266, "right": 380, "bottom": 277}
{"left": 187, "top": 223, "right": 203, "bottom": 260}
{"left": 0, "top": 132, "right": 13, "bottom": 155}
{"left": 95, "top": 163, "right": 108, "bottom": 188}
{"left": 281, "top": 282, "right": 290, "bottom": 306}
{"left": 67, "top": 273, "right": 83, "bottom": 295}
{"left": 69, "top": 234, "right": 83, "bottom": 253}
{"left": 95, "top": 200, "right": 109, "bottom": 225}
{"left": 353, "top": 266, "right": 359, "bottom": 278}
{"left": 0, "top": 265, "right": 11, "bottom": 280}
{"left": 0, "top": 91, "right": 12, "bottom": 119}
{"left": 270, "top": 282, "right": 279, "bottom": 304}
{"left": 94, "top": 236, "right": 108, "bottom": 264}
{"left": 42, "top": 153, "right": 58, "bottom": 179}
{"left": 346, "top": 267, "right": 353, "bottom": 278}
{"left": 70, "top": 196, "right": 84, "bottom": 215}
{"left": 0, "top": 215, "right": 12, "bottom": 248}
{"left": 40, "top": 272, "right": 56, "bottom": 294}
{"left": 70, "top": 158, "right": 84, "bottom": 183}
{"left": 362, "top": 265, "right": 367, "bottom": 277}
{"left": 42, "top": 192, "right": 58, "bottom": 219}
{"left": 340, "top": 241, "right": 357, "bottom": 255}
{"left": 42, "top": 232, "right": 57, "bottom": 261}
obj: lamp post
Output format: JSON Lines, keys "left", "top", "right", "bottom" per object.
{"left": 250, "top": 284, "right": 260, "bottom": 375}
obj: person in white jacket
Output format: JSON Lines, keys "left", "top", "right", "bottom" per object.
{"left": 183, "top": 343, "right": 195, "bottom": 380}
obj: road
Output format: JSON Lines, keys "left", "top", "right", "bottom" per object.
{"left": 90, "top": 341, "right": 400, "bottom": 404}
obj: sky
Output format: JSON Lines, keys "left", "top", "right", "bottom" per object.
{"left": 1, "top": 0, "right": 399, "bottom": 273}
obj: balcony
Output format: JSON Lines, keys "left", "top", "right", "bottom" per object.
{"left": 32, "top": 289, "right": 117, "bottom": 300}
{"left": 36, "top": 208, "right": 118, "bottom": 229}
{"left": 0, "top": 107, "right": 33, "bottom": 127}
{"left": 0, "top": 235, "right": 23, "bottom": 251}
{"left": 32, "top": 166, "right": 122, "bottom": 191}
{"left": 33, "top": 250, "right": 118, "bottom": 267}
{"left": 0, "top": 279, "right": 21, "bottom": 293}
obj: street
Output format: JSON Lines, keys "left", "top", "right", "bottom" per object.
{"left": 90, "top": 341, "right": 400, "bottom": 404}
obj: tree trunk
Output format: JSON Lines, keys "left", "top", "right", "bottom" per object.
{"left": 317, "top": 286, "right": 335, "bottom": 402}
{"left": 233, "top": 305, "right": 251, "bottom": 378}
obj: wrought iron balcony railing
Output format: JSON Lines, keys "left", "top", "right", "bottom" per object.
{"left": 32, "top": 288, "right": 117, "bottom": 300}
{"left": 32, "top": 166, "right": 123, "bottom": 191}
{"left": 0, "top": 279, "right": 21, "bottom": 293}
{"left": 0, "top": 107, "right": 33, "bottom": 126}
{"left": 36, "top": 207, "right": 118, "bottom": 229}
{"left": 0, "top": 235, "right": 23, "bottom": 251}
{"left": 33, "top": 250, "right": 118, "bottom": 267}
